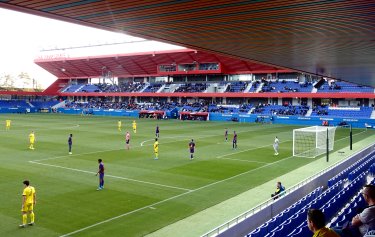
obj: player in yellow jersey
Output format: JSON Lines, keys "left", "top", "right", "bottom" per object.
{"left": 118, "top": 120, "right": 122, "bottom": 131}
{"left": 20, "top": 180, "right": 36, "bottom": 227}
{"left": 154, "top": 138, "right": 159, "bottom": 160}
{"left": 132, "top": 120, "right": 137, "bottom": 133}
{"left": 29, "top": 131, "right": 35, "bottom": 150}
{"left": 5, "top": 119, "right": 11, "bottom": 130}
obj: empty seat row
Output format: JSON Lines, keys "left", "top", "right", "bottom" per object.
{"left": 247, "top": 169, "right": 369, "bottom": 237}
{"left": 328, "top": 151, "right": 375, "bottom": 187}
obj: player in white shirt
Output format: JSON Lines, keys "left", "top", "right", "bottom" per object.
{"left": 273, "top": 136, "right": 279, "bottom": 155}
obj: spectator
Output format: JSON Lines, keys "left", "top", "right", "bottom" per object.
{"left": 334, "top": 184, "right": 375, "bottom": 237}
{"left": 271, "top": 181, "right": 285, "bottom": 200}
{"left": 307, "top": 209, "right": 339, "bottom": 237}
{"left": 351, "top": 185, "right": 375, "bottom": 235}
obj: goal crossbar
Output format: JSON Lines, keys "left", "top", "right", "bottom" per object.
{"left": 293, "top": 126, "right": 336, "bottom": 158}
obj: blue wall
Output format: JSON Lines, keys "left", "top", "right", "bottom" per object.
{"left": 0, "top": 107, "right": 38, "bottom": 113}
{"left": 56, "top": 108, "right": 139, "bottom": 117}
{"left": 2, "top": 108, "right": 373, "bottom": 128}
{"left": 208, "top": 113, "right": 374, "bottom": 128}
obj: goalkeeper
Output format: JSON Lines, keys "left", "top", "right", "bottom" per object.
{"left": 273, "top": 136, "right": 279, "bottom": 155}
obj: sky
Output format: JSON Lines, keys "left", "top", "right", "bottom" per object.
{"left": 0, "top": 8, "right": 183, "bottom": 88}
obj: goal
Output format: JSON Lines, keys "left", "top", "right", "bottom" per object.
{"left": 293, "top": 126, "right": 337, "bottom": 158}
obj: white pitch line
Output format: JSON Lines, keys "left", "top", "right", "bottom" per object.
{"left": 216, "top": 129, "right": 368, "bottom": 160}
{"left": 59, "top": 190, "right": 192, "bottom": 237}
{"left": 29, "top": 161, "right": 191, "bottom": 192}
{"left": 0, "top": 124, "right": 80, "bottom": 134}
{"left": 59, "top": 155, "right": 295, "bottom": 237}
{"left": 56, "top": 129, "right": 370, "bottom": 237}
{"left": 31, "top": 148, "right": 124, "bottom": 162}
{"left": 33, "top": 124, "right": 288, "bottom": 162}
{"left": 217, "top": 157, "right": 269, "bottom": 164}
{"left": 216, "top": 140, "right": 291, "bottom": 158}
{"left": 140, "top": 135, "right": 188, "bottom": 146}
{"left": 33, "top": 134, "right": 214, "bottom": 163}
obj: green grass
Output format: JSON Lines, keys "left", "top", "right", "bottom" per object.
{"left": 0, "top": 113, "right": 374, "bottom": 237}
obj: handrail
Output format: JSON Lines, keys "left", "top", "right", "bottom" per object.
{"left": 200, "top": 145, "right": 373, "bottom": 237}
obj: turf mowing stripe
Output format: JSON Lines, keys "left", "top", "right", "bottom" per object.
{"left": 216, "top": 157, "right": 269, "bottom": 164}
{"left": 58, "top": 154, "right": 295, "bottom": 237}
{"left": 29, "top": 161, "right": 191, "bottom": 192}
{"left": 0, "top": 124, "right": 80, "bottom": 134}
{"left": 31, "top": 126, "right": 285, "bottom": 163}
{"left": 57, "top": 129, "right": 370, "bottom": 236}
{"left": 215, "top": 129, "right": 369, "bottom": 159}
{"left": 216, "top": 139, "right": 291, "bottom": 158}
{"left": 58, "top": 190, "right": 193, "bottom": 237}
{"left": 31, "top": 134, "right": 218, "bottom": 162}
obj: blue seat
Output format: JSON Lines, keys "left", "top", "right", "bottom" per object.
{"left": 256, "top": 223, "right": 269, "bottom": 237}
{"left": 267, "top": 217, "right": 278, "bottom": 232}
{"left": 288, "top": 225, "right": 310, "bottom": 237}
{"left": 247, "top": 227, "right": 260, "bottom": 237}
{"left": 264, "top": 231, "right": 276, "bottom": 237}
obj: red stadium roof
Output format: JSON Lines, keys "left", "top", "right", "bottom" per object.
{"left": 2, "top": 1, "right": 375, "bottom": 87}
{"left": 34, "top": 49, "right": 290, "bottom": 78}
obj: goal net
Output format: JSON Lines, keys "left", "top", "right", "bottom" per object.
{"left": 293, "top": 126, "right": 337, "bottom": 158}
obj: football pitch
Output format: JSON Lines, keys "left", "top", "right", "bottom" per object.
{"left": 1, "top": 114, "right": 374, "bottom": 237}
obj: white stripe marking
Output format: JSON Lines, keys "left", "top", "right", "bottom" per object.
{"left": 29, "top": 161, "right": 191, "bottom": 192}
{"left": 59, "top": 155, "right": 293, "bottom": 237}
{"left": 216, "top": 140, "right": 291, "bottom": 158}
{"left": 56, "top": 129, "right": 369, "bottom": 236}
{"left": 217, "top": 157, "right": 269, "bottom": 164}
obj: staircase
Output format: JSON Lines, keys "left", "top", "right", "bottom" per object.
{"left": 53, "top": 100, "right": 66, "bottom": 109}
{"left": 244, "top": 82, "right": 253, "bottom": 92}
{"left": 305, "top": 108, "right": 313, "bottom": 116}
{"left": 370, "top": 110, "right": 375, "bottom": 119}
{"left": 27, "top": 101, "right": 34, "bottom": 108}
{"left": 76, "top": 85, "right": 85, "bottom": 92}
{"left": 256, "top": 82, "right": 264, "bottom": 92}
{"left": 156, "top": 84, "right": 166, "bottom": 93}
{"left": 222, "top": 83, "right": 230, "bottom": 92}
{"left": 139, "top": 83, "right": 150, "bottom": 92}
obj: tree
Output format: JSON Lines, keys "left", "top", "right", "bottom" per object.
{"left": 34, "top": 79, "right": 43, "bottom": 91}
{"left": 0, "top": 74, "right": 16, "bottom": 90}
{"left": 18, "top": 72, "right": 33, "bottom": 89}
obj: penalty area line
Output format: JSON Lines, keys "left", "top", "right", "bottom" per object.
{"left": 217, "top": 157, "right": 269, "bottom": 164}
{"left": 29, "top": 161, "right": 191, "bottom": 192}
{"left": 59, "top": 190, "right": 193, "bottom": 237}
{"left": 58, "top": 155, "right": 295, "bottom": 237}
{"left": 140, "top": 135, "right": 187, "bottom": 146}
{"left": 216, "top": 140, "right": 291, "bottom": 158}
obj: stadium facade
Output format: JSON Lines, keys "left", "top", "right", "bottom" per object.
{"left": 1, "top": 49, "right": 375, "bottom": 128}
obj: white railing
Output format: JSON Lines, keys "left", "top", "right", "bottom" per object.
{"left": 200, "top": 145, "right": 372, "bottom": 237}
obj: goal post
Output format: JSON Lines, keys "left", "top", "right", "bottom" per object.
{"left": 293, "top": 126, "right": 337, "bottom": 158}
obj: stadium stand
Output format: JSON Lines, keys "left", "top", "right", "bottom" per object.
{"left": 0, "top": 100, "right": 31, "bottom": 108}
{"left": 62, "top": 84, "right": 84, "bottom": 92}
{"left": 311, "top": 106, "right": 373, "bottom": 118}
{"left": 175, "top": 83, "right": 207, "bottom": 92}
{"left": 251, "top": 105, "right": 309, "bottom": 116}
{"left": 317, "top": 81, "right": 374, "bottom": 93}
{"left": 78, "top": 84, "right": 101, "bottom": 92}
{"left": 328, "top": 150, "right": 375, "bottom": 187}
{"left": 142, "top": 83, "right": 163, "bottom": 93}
{"left": 29, "top": 100, "right": 60, "bottom": 109}
{"left": 271, "top": 80, "right": 313, "bottom": 93}
{"left": 247, "top": 171, "right": 371, "bottom": 237}
{"left": 226, "top": 81, "right": 248, "bottom": 92}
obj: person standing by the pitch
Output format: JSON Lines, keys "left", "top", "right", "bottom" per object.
{"left": 68, "top": 134, "right": 73, "bottom": 155}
